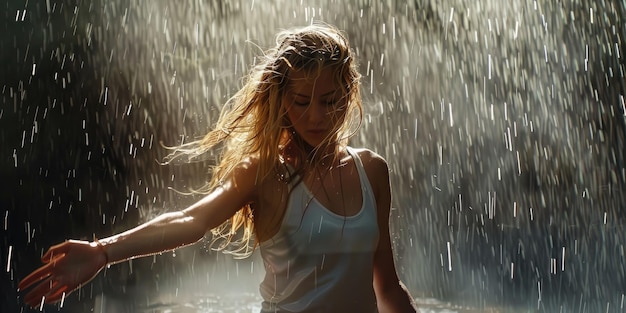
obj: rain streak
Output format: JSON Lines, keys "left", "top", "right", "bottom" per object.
{"left": 1, "top": 0, "right": 625, "bottom": 312}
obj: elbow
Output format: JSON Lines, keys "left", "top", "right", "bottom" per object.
{"left": 183, "top": 223, "right": 206, "bottom": 247}
{"left": 179, "top": 212, "right": 209, "bottom": 244}
{"left": 160, "top": 211, "right": 208, "bottom": 247}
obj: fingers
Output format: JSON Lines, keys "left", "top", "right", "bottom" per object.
{"left": 22, "top": 278, "right": 55, "bottom": 307}
{"left": 18, "top": 263, "right": 52, "bottom": 291}
{"left": 21, "top": 243, "right": 71, "bottom": 290}
{"left": 41, "top": 242, "right": 71, "bottom": 263}
{"left": 20, "top": 241, "right": 88, "bottom": 308}
{"left": 45, "top": 285, "right": 70, "bottom": 304}
{"left": 23, "top": 278, "right": 74, "bottom": 307}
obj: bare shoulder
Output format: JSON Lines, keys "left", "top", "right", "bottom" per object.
{"left": 228, "top": 156, "right": 262, "bottom": 193}
{"left": 228, "top": 156, "right": 257, "bottom": 178}
{"left": 235, "top": 155, "right": 260, "bottom": 172}
{"left": 349, "top": 147, "right": 389, "bottom": 175}
{"left": 349, "top": 147, "right": 390, "bottom": 203}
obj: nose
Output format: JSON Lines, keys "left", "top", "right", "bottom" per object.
{"left": 307, "top": 101, "right": 326, "bottom": 124}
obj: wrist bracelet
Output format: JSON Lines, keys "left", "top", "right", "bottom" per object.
{"left": 92, "top": 236, "right": 109, "bottom": 265}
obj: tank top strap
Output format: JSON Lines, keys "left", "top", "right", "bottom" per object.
{"left": 345, "top": 146, "right": 376, "bottom": 202}
{"left": 346, "top": 146, "right": 367, "bottom": 180}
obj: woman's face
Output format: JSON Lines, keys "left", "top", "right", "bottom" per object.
{"left": 283, "top": 68, "right": 346, "bottom": 148}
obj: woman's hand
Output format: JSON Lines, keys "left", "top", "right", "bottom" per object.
{"left": 17, "top": 159, "right": 259, "bottom": 309}
{"left": 18, "top": 240, "right": 108, "bottom": 308}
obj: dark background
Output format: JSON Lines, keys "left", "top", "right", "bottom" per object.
{"left": 1, "top": 0, "right": 625, "bottom": 312}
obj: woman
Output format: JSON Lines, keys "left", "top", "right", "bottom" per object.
{"left": 19, "top": 23, "right": 418, "bottom": 313}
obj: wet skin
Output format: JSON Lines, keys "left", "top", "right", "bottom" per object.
{"left": 19, "top": 67, "right": 417, "bottom": 313}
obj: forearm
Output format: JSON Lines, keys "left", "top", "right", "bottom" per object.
{"left": 98, "top": 211, "right": 207, "bottom": 265}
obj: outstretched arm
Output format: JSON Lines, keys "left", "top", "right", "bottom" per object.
{"left": 18, "top": 159, "right": 259, "bottom": 307}
{"left": 364, "top": 151, "right": 417, "bottom": 313}
{"left": 101, "top": 161, "right": 257, "bottom": 265}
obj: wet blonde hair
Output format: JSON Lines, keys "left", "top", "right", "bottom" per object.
{"left": 167, "top": 23, "right": 362, "bottom": 257}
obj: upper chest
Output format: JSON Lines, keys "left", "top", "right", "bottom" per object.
{"left": 253, "top": 152, "right": 378, "bottom": 242}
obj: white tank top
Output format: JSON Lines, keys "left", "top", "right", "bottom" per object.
{"left": 258, "top": 147, "right": 380, "bottom": 313}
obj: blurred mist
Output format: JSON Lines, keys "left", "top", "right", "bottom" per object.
{"left": 1, "top": 0, "right": 624, "bottom": 312}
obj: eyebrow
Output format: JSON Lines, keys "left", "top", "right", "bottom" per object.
{"left": 294, "top": 90, "right": 338, "bottom": 99}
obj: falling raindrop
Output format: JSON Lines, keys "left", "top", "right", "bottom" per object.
{"left": 2, "top": 0, "right": 625, "bottom": 312}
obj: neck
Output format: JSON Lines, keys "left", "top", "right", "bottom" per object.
{"left": 282, "top": 138, "right": 342, "bottom": 170}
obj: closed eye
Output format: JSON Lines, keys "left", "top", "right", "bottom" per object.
{"left": 326, "top": 98, "right": 348, "bottom": 110}
{"left": 294, "top": 100, "right": 339, "bottom": 107}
